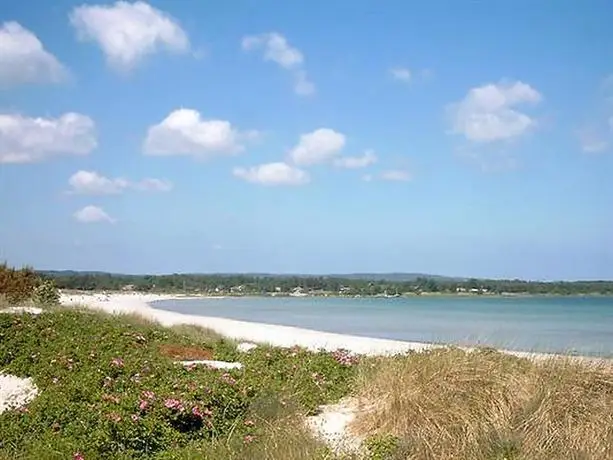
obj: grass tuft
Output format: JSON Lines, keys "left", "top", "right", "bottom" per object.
{"left": 351, "top": 347, "right": 613, "bottom": 459}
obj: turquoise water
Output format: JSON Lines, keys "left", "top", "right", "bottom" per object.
{"left": 154, "top": 296, "right": 613, "bottom": 357}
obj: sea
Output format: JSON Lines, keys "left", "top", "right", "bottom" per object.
{"left": 154, "top": 295, "right": 613, "bottom": 357}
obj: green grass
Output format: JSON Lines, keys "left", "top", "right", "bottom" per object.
{"left": 0, "top": 308, "right": 356, "bottom": 459}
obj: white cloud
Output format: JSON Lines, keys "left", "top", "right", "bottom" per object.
{"left": 132, "top": 177, "right": 173, "bottom": 192}
{"left": 293, "top": 69, "right": 315, "bottom": 96}
{"left": 0, "top": 21, "right": 67, "bottom": 87}
{"left": 68, "top": 170, "right": 172, "bottom": 194}
{"left": 576, "top": 127, "right": 609, "bottom": 153}
{"left": 362, "top": 170, "right": 412, "bottom": 182}
{"left": 390, "top": 67, "right": 411, "bottom": 83}
{"left": 334, "top": 150, "right": 377, "bottom": 169}
{"left": 144, "top": 108, "right": 254, "bottom": 158}
{"left": 242, "top": 32, "right": 315, "bottom": 96}
{"left": 233, "top": 162, "right": 310, "bottom": 186}
{"left": 69, "top": 1, "right": 189, "bottom": 71}
{"left": 0, "top": 112, "right": 97, "bottom": 164}
{"left": 68, "top": 170, "right": 128, "bottom": 194}
{"left": 380, "top": 170, "right": 412, "bottom": 182}
{"left": 601, "top": 74, "right": 613, "bottom": 98}
{"left": 289, "top": 128, "right": 346, "bottom": 166}
{"left": 448, "top": 81, "right": 542, "bottom": 142}
{"left": 242, "top": 32, "right": 302, "bottom": 68}
{"left": 74, "top": 205, "right": 115, "bottom": 224}
{"left": 457, "top": 147, "right": 519, "bottom": 173}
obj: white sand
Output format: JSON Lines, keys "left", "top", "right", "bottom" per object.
{"left": 0, "top": 306, "right": 43, "bottom": 315}
{"left": 177, "top": 360, "right": 243, "bottom": 370}
{"left": 0, "top": 374, "right": 38, "bottom": 414}
{"left": 306, "top": 397, "right": 364, "bottom": 454}
{"left": 60, "top": 292, "right": 567, "bottom": 360}
{"left": 60, "top": 292, "right": 442, "bottom": 356}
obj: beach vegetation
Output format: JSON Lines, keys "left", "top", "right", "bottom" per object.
{"left": 351, "top": 347, "right": 613, "bottom": 460}
{"left": 0, "top": 263, "right": 60, "bottom": 306}
{"left": 0, "top": 308, "right": 355, "bottom": 459}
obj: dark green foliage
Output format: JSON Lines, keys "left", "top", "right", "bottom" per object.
{"left": 38, "top": 269, "right": 613, "bottom": 296}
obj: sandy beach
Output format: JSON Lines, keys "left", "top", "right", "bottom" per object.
{"left": 59, "top": 292, "right": 568, "bottom": 361}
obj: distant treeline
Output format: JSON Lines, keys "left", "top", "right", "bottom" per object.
{"left": 38, "top": 270, "right": 613, "bottom": 296}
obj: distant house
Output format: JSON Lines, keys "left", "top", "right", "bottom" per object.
{"left": 122, "top": 284, "right": 135, "bottom": 291}
{"left": 289, "top": 287, "right": 307, "bottom": 297}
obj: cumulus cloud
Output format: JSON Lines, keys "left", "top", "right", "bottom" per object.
{"left": 390, "top": 67, "right": 411, "bottom": 83}
{"left": 233, "top": 162, "right": 310, "bottom": 186}
{"left": 242, "top": 32, "right": 315, "bottom": 96}
{"left": 576, "top": 126, "right": 609, "bottom": 153}
{"left": 573, "top": 76, "right": 613, "bottom": 154}
{"left": 0, "top": 112, "right": 97, "bottom": 164}
{"left": 68, "top": 171, "right": 127, "bottom": 194}
{"left": 144, "top": 108, "right": 255, "bottom": 158}
{"left": 289, "top": 128, "right": 346, "bottom": 166}
{"left": 68, "top": 170, "right": 172, "bottom": 194}
{"left": 69, "top": 1, "right": 190, "bottom": 71}
{"left": 334, "top": 150, "right": 377, "bottom": 169}
{"left": 0, "top": 21, "right": 67, "bottom": 87}
{"left": 132, "top": 177, "right": 173, "bottom": 192}
{"left": 362, "top": 170, "right": 412, "bottom": 182}
{"left": 448, "top": 81, "right": 542, "bottom": 143}
{"left": 380, "top": 170, "right": 412, "bottom": 182}
{"left": 74, "top": 205, "right": 115, "bottom": 224}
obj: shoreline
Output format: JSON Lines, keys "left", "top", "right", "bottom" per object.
{"left": 59, "top": 292, "right": 609, "bottom": 362}
{"left": 59, "top": 289, "right": 613, "bottom": 299}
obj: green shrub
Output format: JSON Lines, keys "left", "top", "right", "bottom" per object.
{"left": 0, "top": 264, "right": 39, "bottom": 304}
{"left": 0, "top": 310, "right": 356, "bottom": 459}
{"left": 364, "top": 434, "right": 402, "bottom": 460}
{"left": 33, "top": 280, "right": 60, "bottom": 305}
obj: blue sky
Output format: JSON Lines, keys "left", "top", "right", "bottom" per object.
{"left": 1, "top": 0, "right": 612, "bottom": 280}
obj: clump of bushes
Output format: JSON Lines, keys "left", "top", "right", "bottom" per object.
{"left": 0, "top": 310, "right": 356, "bottom": 459}
{"left": 0, "top": 263, "right": 59, "bottom": 305}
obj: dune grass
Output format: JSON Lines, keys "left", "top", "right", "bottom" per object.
{"left": 351, "top": 347, "right": 613, "bottom": 459}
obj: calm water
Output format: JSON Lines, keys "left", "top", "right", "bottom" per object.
{"left": 154, "top": 296, "right": 613, "bottom": 357}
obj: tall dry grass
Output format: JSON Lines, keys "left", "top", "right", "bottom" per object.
{"left": 351, "top": 348, "right": 613, "bottom": 459}
{"left": 0, "top": 263, "right": 39, "bottom": 303}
